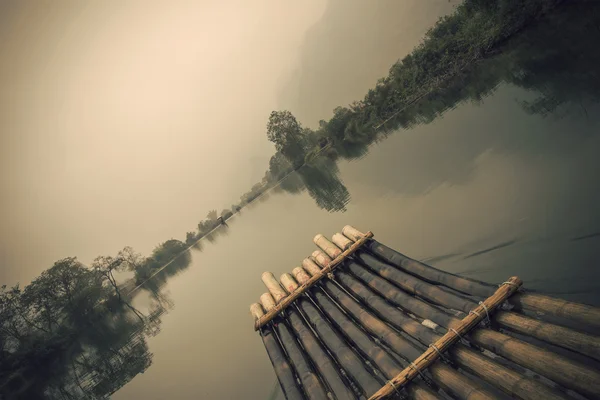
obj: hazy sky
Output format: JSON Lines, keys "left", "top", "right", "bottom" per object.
{"left": 0, "top": 0, "right": 327, "bottom": 284}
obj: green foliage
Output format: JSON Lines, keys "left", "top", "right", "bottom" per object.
{"left": 0, "top": 258, "right": 157, "bottom": 399}
{"left": 185, "top": 231, "right": 198, "bottom": 246}
{"left": 266, "top": 151, "right": 294, "bottom": 182}
{"left": 134, "top": 240, "right": 191, "bottom": 286}
{"left": 266, "top": 110, "right": 307, "bottom": 166}
{"left": 220, "top": 209, "right": 233, "bottom": 220}
{"left": 269, "top": 0, "right": 563, "bottom": 166}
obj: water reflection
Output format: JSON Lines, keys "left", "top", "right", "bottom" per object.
{"left": 378, "top": 3, "right": 600, "bottom": 136}
{"left": 296, "top": 156, "right": 351, "bottom": 213}
{"left": 0, "top": 258, "right": 170, "bottom": 399}
{"left": 268, "top": 153, "right": 351, "bottom": 213}
{"left": 275, "top": 2, "right": 600, "bottom": 210}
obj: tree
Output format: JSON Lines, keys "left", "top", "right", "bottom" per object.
{"left": 267, "top": 151, "right": 294, "bottom": 182}
{"left": 21, "top": 258, "right": 100, "bottom": 334}
{"left": 117, "top": 246, "right": 144, "bottom": 271}
{"left": 206, "top": 209, "right": 218, "bottom": 221}
{"left": 93, "top": 253, "right": 146, "bottom": 323}
{"left": 185, "top": 231, "right": 197, "bottom": 246}
{"left": 323, "top": 106, "right": 353, "bottom": 143}
{"left": 0, "top": 256, "right": 159, "bottom": 399}
{"left": 266, "top": 110, "right": 307, "bottom": 166}
{"left": 220, "top": 209, "right": 233, "bottom": 220}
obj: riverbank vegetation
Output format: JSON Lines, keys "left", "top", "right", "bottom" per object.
{"left": 264, "top": 0, "right": 563, "bottom": 172}
{"left": 0, "top": 256, "right": 170, "bottom": 398}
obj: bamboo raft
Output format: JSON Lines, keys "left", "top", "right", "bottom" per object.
{"left": 249, "top": 226, "right": 600, "bottom": 400}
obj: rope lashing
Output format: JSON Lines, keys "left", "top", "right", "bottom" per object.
{"left": 501, "top": 281, "right": 519, "bottom": 288}
{"left": 450, "top": 327, "right": 468, "bottom": 345}
{"left": 388, "top": 379, "right": 399, "bottom": 395}
{"left": 429, "top": 343, "right": 452, "bottom": 364}
{"left": 469, "top": 301, "right": 492, "bottom": 327}
{"left": 407, "top": 361, "right": 428, "bottom": 382}
{"left": 386, "top": 381, "right": 408, "bottom": 400}
{"left": 479, "top": 301, "right": 491, "bottom": 325}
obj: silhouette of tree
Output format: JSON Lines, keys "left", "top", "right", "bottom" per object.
{"left": 266, "top": 111, "right": 307, "bottom": 166}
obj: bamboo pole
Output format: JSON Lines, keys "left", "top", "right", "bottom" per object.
{"left": 471, "top": 328, "right": 600, "bottom": 398}
{"left": 262, "top": 272, "right": 288, "bottom": 303}
{"left": 281, "top": 273, "right": 300, "bottom": 294}
{"left": 250, "top": 302, "right": 265, "bottom": 321}
{"left": 253, "top": 232, "right": 374, "bottom": 330}
{"left": 356, "top": 250, "right": 476, "bottom": 313}
{"left": 275, "top": 275, "right": 341, "bottom": 399}
{"left": 273, "top": 320, "right": 330, "bottom": 400}
{"left": 314, "top": 234, "right": 343, "bottom": 259}
{"left": 310, "top": 288, "right": 403, "bottom": 380}
{"left": 334, "top": 270, "right": 569, "bottom": 400}
{"left": 321, "top": 279, "right": 498, "bottom": 400}
{"left": 344, "top": 227, "right": 600, "bottom": 333}
{"left": 255, "top": 290, "right": 315, "bottom": 399}
{"left": 335, "top": 259, "right": 459, "bottom": 329}
{"left": 332, "top": 233, "right": 353, "bottom": 250}
{"left": 296, "top": 297, "right": 383, "bottom": 397}
{"left": 343, "top": 225, "right": 368, "bottom": 242}
{"left": 292, "top": 267, "right": 311, "bottom": 285}
{"left": 286, "top": 307, "right": 357, "bottom": 399}
{"left": 369, "top": 276, "right": 523, "bottom": 399}
{"left": 302, "top": 258, "right": 322, "bottom": 276}
{"left": 300, "top": 288, "right": 446, "bottom": 400}
{"left": 512, "top": 292, "right": 600, "bottom": 334}
{"left": 365, "top": 237, "right": 494, "bottom": 298}
{"left": 260, "top": 292, "right": 277, "bottom": 311}
{"left": 279, "top": 273, "right": 431, "bottom": 398}
{"left": 261, "top": 324, "right": 305, "bottom": 400}
{"left": 494, "top": 311, "right": 600, "bottom": 362}
{"left": 346, "top": 262, "right": 600, "bottom": 399}
{"left": 312, "top": 250, "right": 332, "bottom": 268}
{"left": 356, "top": 249, "right": 600, "bottom": 363}
{"left": 403, "top": 384, "right": 444, "bottom": 400}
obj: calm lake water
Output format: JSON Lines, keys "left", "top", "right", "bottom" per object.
{"left": 109, "top": 3, "right": 600, "bottom": 399}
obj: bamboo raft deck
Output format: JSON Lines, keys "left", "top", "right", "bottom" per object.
{"left": 249, "top": 226, "right": 600, "bottom": 400}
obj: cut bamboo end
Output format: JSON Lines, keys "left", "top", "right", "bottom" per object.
{"left": 260, "top": 293, "right": 277, "bottom": 311}
{"left": 302, "top": 258, "right": 322, "bottom": 276}
{"left": 342, "top": 225, "right": 367, "bottom": 242}
{"left": 312, "top": 250, "right": 332, "bottom": 268}
{"left": 314, "top": 234, "right": 343, "bottom": 258}
{"left": 332, "top": 232, "right": 353, "bottom": 250}
{"left": 252, "top": 228, "right": 600, "bottom": 400}
{"left": 254, "top": 231, "right": 374, "bottom": 330}
{"left": 250, "top": 303, "right": 265, "bottom": 321}
{"left": 262, "top": 272, "right": 287, "bottom": 303}
{"left": 280, "top": 273, "right": 299, "bottom": 294}
{"left": 292, "top": 267, "right": 311, "bottom": 284}
{"left": 368, "top": 276, "right": 523, "bottom": 400}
